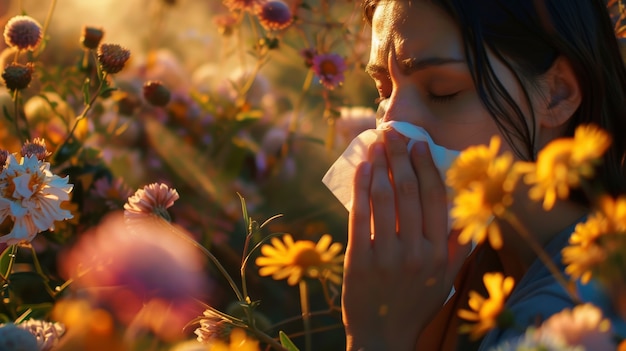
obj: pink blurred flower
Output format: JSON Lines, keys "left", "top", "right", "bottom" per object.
{"left": 312, "top": 52, "right": 346, "bottom": 90}
{"left": 537, "top": 303, "right": 615, "bottom": 350}
{"left": 0, "top": 154, "right": 73, "bottom": 245}
{"left": 124, "top": 182, "right": 179, "bottom": 221}
{"left": 59, "top": 212, "right": 211, "bottom": 340}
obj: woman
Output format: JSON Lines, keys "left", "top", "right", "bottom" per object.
{"left": 340, "top": 0, "right": 626, "bottom": 350}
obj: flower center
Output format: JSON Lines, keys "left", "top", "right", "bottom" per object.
{"left": 292, "top": 244, "right": 322, "bottom": 268}
{"left": 320, "top": 60, "right": 338, "bottom": 76}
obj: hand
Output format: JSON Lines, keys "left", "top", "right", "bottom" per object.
{"left": 342, "top": 129, "right": 470, "bottom": 351}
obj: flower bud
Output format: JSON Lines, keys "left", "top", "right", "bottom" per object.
{"left": 21, "top": 138, "right": 50, "bottom": 161}
{"left": 143, "top": 81, "right": 171, "bottom": 107}
{"left": 257, "top": 0, "right": 293, "bottom": 31}
{"left": 2, "top": 62, "right": 34, "bottom": 91}
{"left": 3, "top": 15, "right": 42, "bottom": 51}
{"left": 80, "top": 26, "right": 104, "bottom": 50}
{"left": 97, "top": 43, "right": 130, "bottom": 74}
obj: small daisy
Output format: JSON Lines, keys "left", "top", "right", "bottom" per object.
{"left": 449, "top": 136, "right": 518, "bottom": 250}
{"left": 458, "top": 272, "right": 515, "bottom": 340}
{"left": 124, "top": 182, "right": 179, "bottom": 221}
{"left": 562, "top": 195, "right": 626, "bottom": 284}
{"left": 312, "top": 53, "right": 347, "bottom": 90}
{"left": 255, "top": 234, "right": 344, "bottom": 285}
{"left": 518, "top": 124, "right": 611, "bottom": 211}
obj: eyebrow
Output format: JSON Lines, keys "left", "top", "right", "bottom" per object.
{"left": 365, "top": 57, "right": 465, "bottom": 77}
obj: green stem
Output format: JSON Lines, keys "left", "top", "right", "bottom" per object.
{"left": 162, "top": 217, "right": 244, "bottom": 302}
{"left": 33, "top": 0, "right": 58, "bottom": 60}
{"left": 52, "top": 72, "right": 107, "bottom": 160}
{"left": 502, "top": 211, "right": 581, "bottom": 303}
{"left": 299, "top": 280, "right": 311, "bottom": 351}
{"left": 12, "top": 90, "right": 22, "bottom": 144}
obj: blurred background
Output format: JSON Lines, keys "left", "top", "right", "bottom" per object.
{"left": 0, "top": 0, "right": 379, "bottom": 349}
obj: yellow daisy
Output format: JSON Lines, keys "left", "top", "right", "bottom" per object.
{"left": 562, "top": 195, "right": 626, "bottom": 284}
{"left": 255, "top": 234, "right": 344, "bottom": 285}
{"left": 446, "top": 135, "right": 502, "bottom": 192}
{"left": 519, "top": 124, "right": 611, "bottom": 211}
{"left": 458, "top": 272, "right": 515, "bottom": 340}
{"left": 449, "top": 139, "right": 518, "bottom": 250}
{"left": 209, "top": 328, "right": 260, "bottom": 351}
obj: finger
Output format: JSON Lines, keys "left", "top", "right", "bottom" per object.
{"left": 369, "top": 142, "right": 396, "bottom": 253}
{"left": 410, "top": 141, "right": 447, "bottom": 253}
{"left": 383, "top": 129, "right": 422, "bottom": 249}
{"left": 348, "top": 161, "right": 373, "bottom": 266}
{"left": 444, "top": 229, "right": 473, "bottom": 288}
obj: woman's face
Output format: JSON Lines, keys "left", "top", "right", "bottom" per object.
{"left": 368, "top": 0, "right": 534, "bottom": 154}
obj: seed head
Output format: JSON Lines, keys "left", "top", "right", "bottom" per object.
{"left": 257, "top": 0, "right": 293, "bottom": 31}
{"left": 97, "top": 43, "right": 130, "bottom": 74}
{"left": 143, "top": 81, "right": 171, "bottom": 107}
{"left": 80, "top": 26, "right": 104, "bottom": 50}
{"left": 21, "top": 138, "right": 50, "bottom": 161}
{"left": 2, "top": 62, "right": 34, "bottom": 91}
{"left": 3, "top": 15, "right": 43, "bottom": 51}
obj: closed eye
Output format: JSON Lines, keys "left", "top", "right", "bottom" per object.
{"left": 428, "top": 92, "right": 459, "bottom": 104}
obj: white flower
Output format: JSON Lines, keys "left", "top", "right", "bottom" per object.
{"left": 0, "top": 154, "right": 73, "bottom": 245}
{"left": 14, "top": 319, "right": 65, "bottom": 351}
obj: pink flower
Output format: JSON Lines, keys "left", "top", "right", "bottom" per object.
{"left": 124, "top": 182, "right": 179, "bottom": 221}
{"left": 537, "top": 303, "right": 615, "bottom": 350}
{"left": 312, "top": 52, "right": 347, "bottom": 90}
{"left": 59, "top": 212, "right": 211, "bottom": 340}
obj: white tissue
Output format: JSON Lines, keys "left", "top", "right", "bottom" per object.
{"left": 322, "top": 121, "right": 460, "bottom": 210}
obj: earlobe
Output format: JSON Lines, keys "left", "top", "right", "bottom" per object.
{"left": 538, "top": 56, "right": 582, "bottom": 128}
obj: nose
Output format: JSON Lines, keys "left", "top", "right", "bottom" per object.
{"left": 377, "top": 50, "right": 430, "bottom": 126}
{"left": 377, "top": 80, "right": 428, "bottom": 126}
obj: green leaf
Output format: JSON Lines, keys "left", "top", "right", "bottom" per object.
{"left": 0, "top": 245, "right": 15, "bottom": 277}
{"left": 279, "top": 331, "right": 300, "bottom": 351}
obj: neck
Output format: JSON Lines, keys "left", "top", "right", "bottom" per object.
{"left": 495, "top": 193, "right": 588, "bottom": 282}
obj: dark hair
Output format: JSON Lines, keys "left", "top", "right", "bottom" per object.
{"left": 363, "top": 0, "right": 626, "bottom": 198}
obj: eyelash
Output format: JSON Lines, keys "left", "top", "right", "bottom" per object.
{"left": 374, "top": 92, "right": 460, "bottom": 105}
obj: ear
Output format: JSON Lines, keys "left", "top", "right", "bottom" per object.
{"left": 535, "top": 56, "right": 582, "bottom": 128}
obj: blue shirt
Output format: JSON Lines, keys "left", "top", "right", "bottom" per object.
{"left": 478, "top": 217, "right": 626, "bottom": 350}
